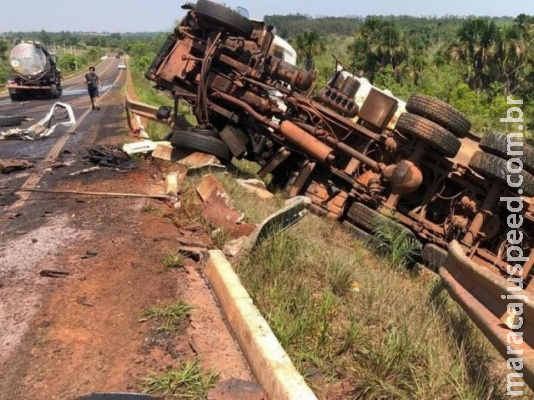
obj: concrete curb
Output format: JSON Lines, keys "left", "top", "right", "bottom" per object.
{"left": 204, "top": 250, "right": 318, "bottom": 400}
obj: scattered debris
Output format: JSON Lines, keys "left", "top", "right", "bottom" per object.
{"left": 223, "top": 236, "right": 248, "bottom": 258}
{"left": 70, "top": 166, "right": 101, "bottom": 176}
{"left": 17, "top": 188, "right": 172, "bottom": 200}
{"left": 0, "top": 102, "right": 76, "bottom": 140}
{"left": 178, "top": 246, "right": 207, "bottom": 262}
{"left": 0, "top": 159, "right": 34, "bottom": 174}
{"left": 177, "top": 236, "right": 210, "bottom": 248}
{"left": 152, "top": 143, "right": 175, "bottom": 161}
{"left": 86, "top": 145, "right": 135, "bottom": 169}
{"left": 81, "top": 250, "right": 98, "bottom": 259}
{"left": 236, "top": 179, "right": 274, "bottom": 199}
{"left": 39, "top": 270, "right": 70, "bottom": 278}
{"left": 196, "top": 175, "right": 256, "bottom": 238}
{"left": 182, "top": 153, "right": 225, "bottom": 174}
{"left": 122, "top": 140, "right": 162, "bottom": 155}
{"left": 76, "top": 296, "right": 94, "bottom": 307}
{"left": 165, "top": 171, "right": 187, "bottom": 198}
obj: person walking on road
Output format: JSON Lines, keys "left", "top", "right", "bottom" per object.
{"left": 84, "top": 66, "right": 101, "bottom": 110}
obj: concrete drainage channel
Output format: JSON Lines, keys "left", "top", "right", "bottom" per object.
{"left": 204, "top": 196, "right": 317, "bottom": 400}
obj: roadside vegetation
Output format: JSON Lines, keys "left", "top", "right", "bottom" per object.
{"left": 143, "top": 360, "right": 218, "bottom": 399}
{"left": 268, "top": 14, "right": 534, "bottom": 137}
{"left": 140, "top": 300, "right": 193, "bottom": 333}
{"left": 215, "top": 168, "right": 533, "bottom": 399}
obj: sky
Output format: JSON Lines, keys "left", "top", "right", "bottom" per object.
{"left": 1, "top": 0, "right": 534, "bottom": 33}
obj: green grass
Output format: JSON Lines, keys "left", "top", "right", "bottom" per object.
{"left": 212, "top": 175, "right": 533, "bottom": 399}
{"left": 141, "top": 300, "right": 193, "bottom": 333}
{"left": 161, "top": 250, "right": 186, "bottom": 269}
{"left": 143, "top": 360, "right": 218, "bottom": 399}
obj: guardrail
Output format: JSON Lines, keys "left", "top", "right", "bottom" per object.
{"left": 441, "top": 241, "right": 534, "bottom": 391}
{"left": 124, "top": 67, "right": 173, "bottom": 137}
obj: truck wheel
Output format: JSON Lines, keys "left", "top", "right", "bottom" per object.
{"left": 421, "top": 243, "right": 448, "bottom": 272}
{"left": 479, "top": 131, "right": 534, "bottom": 174}
{"left": 346, "top": 202, "right": 415, "bottom": 240}
{"left": 49, "top": 84, "right": 59, "bottom": 99}
{"left": 341, "top": 221, "right": 373, "bottom": 242}
{"left": 195, "top": 0, "right": 254, "bottom": 38}
{"left": 468, "top": 151, "right": 534, "bottom": 197}
{"left": 9, "top": 91, "right": 23, "bottom": 101}
{"left": 396, "top": 112, "right": 461, "bottom": 158}
{"left": 406, "top": 93, "right": 471, "bottom": 137}
{"left": 169, "top": 130, "right": 232, "bottom": 162}
{"left": 0, "top": 115, "right": 23, "bottom": 127}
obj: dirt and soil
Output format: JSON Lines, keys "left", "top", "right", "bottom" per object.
{"left": 0, "top": 87, "right": 256, "bottom": 399}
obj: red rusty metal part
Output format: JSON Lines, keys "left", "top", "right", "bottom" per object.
{"left": 440, "top": 241, "right": 534, "bottom": 389}
{"left": 279, "top": 121, "right": 334, "bottom": 164}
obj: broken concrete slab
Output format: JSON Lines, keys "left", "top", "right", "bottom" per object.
{"left": 196, "top": 175, "right": 256, "bottom": 238}
{"left": 165, "top": 170, "right": 187, "bottom": 197}
{"left": 196, "top": 174, "right": 229, "bottom": 202}
{"left": 152, "top": 143, "right": 175, "bottom": 161}
{"left": 223, "top": 236, "right": 248, "bottom": 258}
{"left": 236, "top": 179, "right": 274, "bottom": 199}
{"left": 0, "top": 159, "right": 34, "bottom": 174}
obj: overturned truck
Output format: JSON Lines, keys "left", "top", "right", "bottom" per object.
{"left": 144, "top": 0, "right": 534, "bottom": 385}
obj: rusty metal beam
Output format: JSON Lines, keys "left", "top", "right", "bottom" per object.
{"left": 440, "top": 241, "right": 534, "bottom": 390}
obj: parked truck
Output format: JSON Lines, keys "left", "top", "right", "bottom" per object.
{"left": 6, "top": 42, "right": 63, "bottom": 101}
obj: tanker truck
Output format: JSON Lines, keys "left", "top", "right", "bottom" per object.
{"left": 6, "top": 42, "right": 62, "bottom": 101}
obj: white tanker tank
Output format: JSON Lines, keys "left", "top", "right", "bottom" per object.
{"left": 6, "top": 42, "right": 62, "bottom": 101}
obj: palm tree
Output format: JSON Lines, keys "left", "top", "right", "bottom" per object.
{"left": 349, "top": 18, "right": 407, "bottom": 82}
{"left": 448, "top": 18, "right": 499, "bottom": 90}
{"left": 494, "top": 24, "right": 529, "bottom": 95}
{"left": 293, "top": 31, "right": 325, "bottom": 71}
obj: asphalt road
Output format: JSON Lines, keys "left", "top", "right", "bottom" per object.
{"left": 0, "top": 56, "right": 124, "bottom": 161}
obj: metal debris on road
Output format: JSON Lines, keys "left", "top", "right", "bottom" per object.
{"left": 69, "top": 166, "right": 101, "bottom": 176}
{"left": 0, "top": 102, "right": 76, "bottom": 140}
{"left": 17, "top": 188, "right": 172, "bottom": 200}
{"left": 85, "top": 145, "right": 135, "bottom": 169}
{"left": 39, "top": 269, "right": 70, "bottom": 278}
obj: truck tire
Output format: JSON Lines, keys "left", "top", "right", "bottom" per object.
{"left": 170, "top": 130, "right": 232, "bottom": 162}
{"left": 422, "top": 243, "right": 448, "bottom": 272}
{"left": 346, "top": 202, "right": 415, "bottom": 240}
{"left": 0, "top": 115, "right": 23, "bottom": 127}
{"left": 479, "top": 131, "right": 534, "bottom": 174}
{"left": 396, "top": 113, "right": 461, "bottom": 158}
{"left": 9, "top": 91, "right": 23, "bottom": 101}
{"left": 341, "top": 220, "right": 372, "bottom": 242}
{"left": 406, "top": 93, "right": 471, "bottom": 137}
{"left": 195, "top": 0, "right": 254, "bottom": 38}
{"left": 468, "top": 151, "right": 534, "bottom": 197}
{"left": 49, "top": 84, "right": 59, "bottom": 99}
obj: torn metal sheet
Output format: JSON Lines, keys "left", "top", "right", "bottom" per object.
{"left": 0, "top": 102, "right": 76, "bottom": 140}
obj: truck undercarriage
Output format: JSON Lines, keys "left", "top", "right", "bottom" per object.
{"left": 137, "top": 0, "right": 534, "bottom": 388}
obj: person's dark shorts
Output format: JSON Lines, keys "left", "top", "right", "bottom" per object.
{"left": 88, "top": 86, "right": 99, "bottom": 98}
